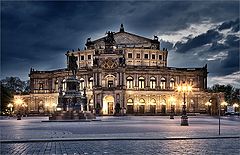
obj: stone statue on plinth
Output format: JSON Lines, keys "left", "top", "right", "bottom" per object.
{"left": 67, "top": 53, "right": 78, "bottom": 76}
{"left": 49, "top": 52, "right": 96, "bottom": 121}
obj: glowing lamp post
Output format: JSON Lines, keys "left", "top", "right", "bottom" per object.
{"left": 177, "top": 81, "right": 192, "bottom": 126}
{"left": 7, "top": 103, "right": 13, "bottom": 116}
{"left": 233, "top": 103, "right": 239, "bottom": 113}
{"left": 221, "top": 101, "right": 228, "bottom": 115}
{"left": 205, "top": 101, "right": 212, "bottom": 115}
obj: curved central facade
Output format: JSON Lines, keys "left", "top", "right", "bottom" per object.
{"left": 23, "top": 24, "right": 222, "bottom": 116}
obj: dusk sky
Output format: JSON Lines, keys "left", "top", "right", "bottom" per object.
{"left": 1, "top": 1, "right": 239, "bottom": 87}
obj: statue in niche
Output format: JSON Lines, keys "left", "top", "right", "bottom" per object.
{"left": 68, "top": 53, "right": 78, "bottom": 76}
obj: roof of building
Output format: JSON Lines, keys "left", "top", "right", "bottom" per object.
{"left": 87, "top": 24, "right": 159, "bottom": 48}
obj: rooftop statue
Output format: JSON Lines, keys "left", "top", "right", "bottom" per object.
{"left": 105, "top": 31, "right": 115, "bottom": 44}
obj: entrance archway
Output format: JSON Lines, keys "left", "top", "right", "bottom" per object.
{"left": 103, "top": 95, "right": 114, "bottom": 115}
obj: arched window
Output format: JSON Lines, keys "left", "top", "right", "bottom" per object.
{"left": 170, "top": 78, "right": 175, "bottom": 89}
{"left": 139, "top": 98, "right": 145, "bottom": 104}
{"left": 150, "top": 98, "right": 156, "bottom": 104}
{"left": 126, "top": 76, "right": 134, "bottom": 89}
{"left": 89, "top": 77, "right": 93, "bottom": 89}
{"left": 138, "top": 77, "right": 145, "bottom": 89}
{"left": 127, "top": 98, "right": 134, "bottom": 104}
{"left": 106, "top": 75, "right": 115, "bottom": 88}
{"left": 160, "top": 77, "right": 166, "bottom": 89}
{"left": 79, "top": 78, "right": 84, "bottom": 90}
{"left": 150, "top": 77, "right": 156, "bottom": 89}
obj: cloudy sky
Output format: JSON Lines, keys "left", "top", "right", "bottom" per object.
{"left": 1, "top": 1, "right": 239, "bottom": 87}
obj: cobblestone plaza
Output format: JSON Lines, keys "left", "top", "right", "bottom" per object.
{"left": 1, "top": 116, "right": 239, "bottom": 154}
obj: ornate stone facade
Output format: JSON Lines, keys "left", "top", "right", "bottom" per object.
{"left": 15, "top": 25, "right": 224, "bottom": 115}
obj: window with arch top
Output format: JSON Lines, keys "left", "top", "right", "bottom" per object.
{"left": 170, "top": 78, "right": 175, "bottom": 89}
{"left": 160, "top": 77, "right": 166, "bottom": 89}
{"left": 138, "top": 77, "right": 145, "bottom": 89}
{"left": 150, "top": 77, "right": 156, "bottom": 89}
{"left": 89, "top": 77, "right": 93, "bottom": 89}
{"left": 80, "top": 78, "right": 85, "bottom": 90}
{"left": 126, "top": 76, "right": 134, "bottom": 89}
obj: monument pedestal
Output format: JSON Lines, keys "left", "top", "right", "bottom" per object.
{"left": 50, "top": 76, "right": 95, "bottom": 120}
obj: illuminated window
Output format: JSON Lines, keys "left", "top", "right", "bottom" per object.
{"left": 89, "top": 77, "right": 93, "bottom": 89}
{"left": 160, "top": 77, "right": 166, "bottom": 89}
{"left": 126, "top": 76, "right": 134, "bottom": 89}
{"left": 150, "top": 77, "right": 156, "bottom": 89}
{"left": 150, "top": 98, "right": 156, "bottom": 104}
{"left": 79, "top": 78, "right": 84, "bottom": 90}
{"left": 170, "top": 78, "right": 175, "bottom": 89}
{"left": 127, "top": 98, "right": 134, "bottom": 104}
{"left": 139, "top": 98, "right": 145, "bottom": 104}
{"left": 138, "top": 77, "right": 145, "bottom": 89}
{"left": 108, "top": 80, "right": 113, "bottom": 87}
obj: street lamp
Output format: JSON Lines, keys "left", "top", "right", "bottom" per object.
{"left": 205, "top": 101, "right": 212, "bottom": 115}
{"left": 7, "top": 103, "right": 13, "bottom": 116}
{"left": 233, "top": 103, "right": 239, "bottom": 113}
{"left": 177, "top": 81, "right": 192, "bottom": 126}
{"left": 221, "top": 101, "right": 228, "bottom": 115}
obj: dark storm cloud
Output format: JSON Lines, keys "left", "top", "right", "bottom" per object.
{"left": 218, "top": 18, "right": 239, "bottom": 32}
{"left": 174, "top": 29, "right": 223, "bottom": 53}
{"left": 1, "top": 1, "right": 239, "bottom": 86}
{"left": 222, "top": 49, "right": 239, "bottom": 69}
{"left": 225, "top": 35, "right": 240, "bottom": 47}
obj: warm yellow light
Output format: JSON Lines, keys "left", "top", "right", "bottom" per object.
{"left": 233, "top": 103, "right": 239, "bottom": 108}
{"left": 7, "top": 103, "right": 13, "bottom": 108}
{"left": 169, "top": 96, "right": 176, "bottom": 105}
{"left": 45, "top": 103, "right": 49, "bottom": 107}
{"left": 177, "top": 83, "right": 192, "bottom": 93}
{"left": 52, "top": 103, "right": 58, "bottom": 107}
{"left": 177, "top": 86, "right": 182, "bottom": 92}
{"left": 102, "top": 102, "right": 108, "bottom": 115}
{"left": 14, "top": 98, "right": 23, "bottom": 105}
{"left": 187, "top": 86, "right": 192, "bottom": 92}
{"left": 182, "top": 86, "right": 187, "bottom": 91}
{"left": 160, "top": 101, "right": 166, "bottom": 105}
{"left": 205, "top": 102, "right": 212, "bottom": 106}
{"left": 221, "top": 102, "right": 228, "bottom": 106}
{"left": 56, "top": 107, "right": 62, "bottom": 111}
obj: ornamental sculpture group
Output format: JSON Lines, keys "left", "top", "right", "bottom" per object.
{"left": 49, "top": 52, "right": 95, "bottom": 121}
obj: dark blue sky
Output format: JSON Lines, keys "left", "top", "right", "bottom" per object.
{"left": 1, "top": 1, "right": 239, "bottom": 87}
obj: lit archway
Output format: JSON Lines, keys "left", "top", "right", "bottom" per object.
{"left": 103, "top": 95, "right": 114, "bottom": 115}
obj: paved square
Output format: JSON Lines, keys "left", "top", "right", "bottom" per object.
{"left": 1, "top": 116, "right": 239, "bottom": 154}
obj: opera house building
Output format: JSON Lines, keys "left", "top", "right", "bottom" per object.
{"left": 14, "top": 24, "right": 224, "bottom": 116}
